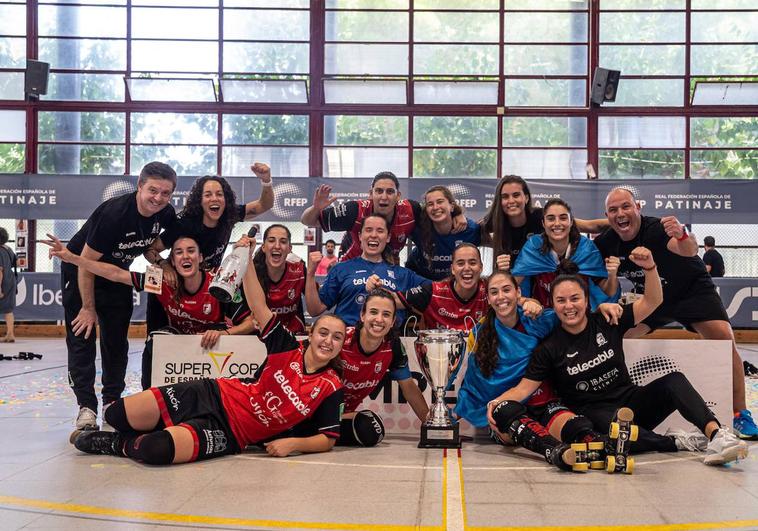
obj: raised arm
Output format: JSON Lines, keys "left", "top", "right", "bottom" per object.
{"left": 241, "top": 236, "right": 274, "bottom": 326}
{"left": 628, "top": 246, "right": 663, "bottom": 324}
{"left": 598, "top": 255, "right": 620, "bottom": 297}
{"left": 661, "top": 216, "right": 699, "bottom": 257}
{"left": 243, "top": 162, "right": 274, "bottom": 219}
{"left": 304, "top": 251, "right": 328, "bottom": 316}
{"left": 301, "top": 184, "right": 335, "bottom": 227}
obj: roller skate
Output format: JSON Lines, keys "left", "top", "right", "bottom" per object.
{"left": 605, "top": 407, "right": 638, "bottom": 474}
{"left": 570, "top": 440, "right": 607, "bottom": 471}
{"left": 545, "top": 443, "right": 583, "bottom": 472}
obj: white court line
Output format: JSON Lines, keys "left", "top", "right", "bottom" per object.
{"left": 446, "top": 450, "right": 464, "bottom": 531}
{"left": 234, "top": 450, "right": 705, "bottom": 472}
{"left": 462, "top": 453, "right": 705, "bottom": 471}
{"left": 234, "top": 454, "right": 442, "bottom": 470}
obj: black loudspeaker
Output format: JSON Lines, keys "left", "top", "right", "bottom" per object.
{"left": 591, "top": 67, "right": 621, "bottom": 106}
{"left": 25, "top": 60, "right": 50, "bottom": 100}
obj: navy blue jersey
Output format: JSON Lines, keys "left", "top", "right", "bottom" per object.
{"left": 318, "top": 257, "right": 430, "bottom": 326}
{"left": 406, "top": 217, "right": 482, "bottom": 280}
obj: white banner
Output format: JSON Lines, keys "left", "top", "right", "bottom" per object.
{"left": 152, "top": 336, "right": 732, "bottom": 436}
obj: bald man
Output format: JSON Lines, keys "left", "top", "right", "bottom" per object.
{"left": 592, "top": 188, "right": 757, "bottom": 440}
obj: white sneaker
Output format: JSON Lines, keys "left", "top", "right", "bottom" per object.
{"left": 704, "top": 428, "right": 749, "bottom": 466}
{"left": 665, "top": 428, "right": 708, "bottom": 452}
{"left": 75, "top": 406, "right": 99, "bottom": 431}
{"left": 101, "top": 402, "right": 114, "bottom": 432}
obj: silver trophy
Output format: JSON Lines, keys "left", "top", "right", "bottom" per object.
{"left": 414, "top": 329, "right": 465, "bottom": 448}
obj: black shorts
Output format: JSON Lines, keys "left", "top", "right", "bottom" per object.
{"left": 151, "top": 379, "right": 241, "bottom": 461}
{"left": 642, "top": 285, "right": 730, "bottom": 332}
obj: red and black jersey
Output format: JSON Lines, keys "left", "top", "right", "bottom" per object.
{"left": 132, "top": 271, "right": 250, "bottom": 334}
{"left": 265, "top": 259, "right": 306, "bottom": 334}
{"left": 532, "top": 272, "right": 596, "bottom": 309}
{"left": 532, "top": 271, "right": 558, "bottom": 308}
{"left": 339, "top": 327, "right": 410, "bottom": 413}
{"left": 216, "top": 318, "right": 344, "bottom": 448}
{"left": 398, "top": 279, "right": 487, "bottom": 331}
{"left": 320, "top": 199, "right": 420, "bottom": 262}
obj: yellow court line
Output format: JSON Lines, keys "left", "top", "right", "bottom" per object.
{"left": 465, "top": 523, "right": 758, "bottom": 531}
{"left": 0, "top": 495, "right": 440, "bottom": 531}
{"left": 458, "top": 449, "right": 469, "bottom": 530}
{"left": 442, "top": 450, "right": 448, "bottom": 531}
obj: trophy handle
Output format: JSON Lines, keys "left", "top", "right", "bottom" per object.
{"left": 403, "top": 315, "right": 419, "bottom": 337}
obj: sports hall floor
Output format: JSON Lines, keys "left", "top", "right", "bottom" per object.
{"left": 1, "top": 339, "right": 757, "bottom": 531}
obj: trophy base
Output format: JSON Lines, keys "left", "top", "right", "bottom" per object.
{"left": 418, "top": 423, "right": 461, "bottom": 449}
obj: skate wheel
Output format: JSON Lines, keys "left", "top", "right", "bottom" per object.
{"left": 571, "top": 443, "right": 588, "bottom": 452}
{"left": 629, "top": 425, "right": 639, "bottom": 442}
{"left": 610, "top": 422, "right": 620, "bottom": 439}
{"left": 572, "top": 462, "right": 589, "bottom": 472}
{"left": 588, "top": 441, "right": 605, "bottom": 451}
{"left": 617, "top": 407, "right": 634, "bottom": 423}
{"left": 606, "top": 455, "right": 616, "bottom": 473}
{"left": 590, "top": 461, "right": 605, "bottom": 470}
{"left": 624, "top": 457, "right": 635, "bottom": 474}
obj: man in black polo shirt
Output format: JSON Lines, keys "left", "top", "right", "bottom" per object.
{"left": 592, "top": 187, "right": 757, "bottom": 440}
{"left": 63, "top": 162, "right": 177, "bottom": 431}
{"left": 702, "top": 236, "right": 725, "bottom": 278}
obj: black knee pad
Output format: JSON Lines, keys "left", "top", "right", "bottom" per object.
{"left": 339, "top": 411, "right": 385, "bottom": 447}
{"left": 103, "top": 399, "right": 132, "bottom": 432}
{"left": 491, "top": 400, "right": 527, "bottom": 433}
{"left": 560, "top": 415, "right": 597, "bottom": 444}
{"left": 125, "top": 430, "right": 175, "bottom": 465}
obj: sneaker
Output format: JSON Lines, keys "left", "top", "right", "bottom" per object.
{"left": 73, "top": 430, "right": 122, "bottom": 456}
{"left": 704, "top": 429, "right": 749, "bottom": 466}
{"left": 75, "top": 406, "right": 99, "bottom": 431}
{"left": 665, "top": 428, "right": 708, "bottom": 452}
{"left": 733, "top": 409, "right": 758, "bottom": 440}
{"left": 101, "top": 402, "right": 114, "bottom": 432}
{"left": 744, "top": 360, "right": 758, "bottom": 378}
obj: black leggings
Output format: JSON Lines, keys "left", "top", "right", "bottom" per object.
{"left": 577, "top": 372, "right": 718, "bottom": 453}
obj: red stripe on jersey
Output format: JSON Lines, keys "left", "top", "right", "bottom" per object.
{"left": 151, "top": 387, "right": 174, "bottom": 427}
{"left": 178, "top": 422, "right": 200, "bottom": 462}
{"left": 422, "top": 279, "right": 488, "bottom": 330}
{"left": 341, "top": 200, "right": 416, "bottom": 261}
{"left": 339, "top": 327, "right": 394, "bottom": 413}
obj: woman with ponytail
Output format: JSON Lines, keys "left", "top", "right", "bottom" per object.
{"left": 511, "top": 198, "right": 619, "bottom": 309}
